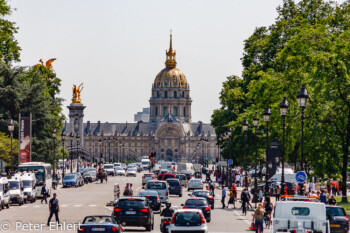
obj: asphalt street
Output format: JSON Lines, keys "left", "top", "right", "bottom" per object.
{"left": 0, "top": 171, "right": 272, "bottom": 233}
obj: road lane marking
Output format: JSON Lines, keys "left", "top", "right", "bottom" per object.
{"left": 88, "top": 204, "right": 97, "bottom": 207}
{"left": 74, "top": 205, "right": 82, "bottom": 207}
{"left": 60, "top": 204, "right": 68, "bottom": 207}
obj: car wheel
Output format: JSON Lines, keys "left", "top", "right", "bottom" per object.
{"left": 187, "top": 188, "right": 190, "bottom": 192}
{"left": 152, "top": 220, "right": 154, "bottom": 230}
{"left": 207, "top": 218, "right": 211, "bottom": 223}
{"left": 179, "top": 193, "right": 182, "bottom": 197}
{"left": 211, "top": 205, "right": 214, "bottom": 210}
{"left": 6, "top": 203, "right": 9, "bottom": 209}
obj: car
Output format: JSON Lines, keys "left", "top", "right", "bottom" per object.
{"left": 79, "top": 168, "right": 88, "bottom": 174}
{"left": 115, "top": 167, "right": 126, "bottom": 176}
{"left": 176, "top": 174, "right": 188, "bottom": 187}
{"left": 75, "top": 172, "right": 85, "bottom": 186}
{"left": 145, "top": 180, "right": 169, "bottom": 203}
{"left": 181, "top": 170, "right": 192, "bottom": 180}
{"left": 78, "top": 215, "right": 123, "bottom": 233}
{"left": 83, "top": 172, "right": 93, "bottom": 183}
{"left": 188, "top": 178, "right": 203, "bottom": 191}
{"left": 63, "top": 174, "right": 79, "bottom": 188}
{"left": 326, "top": 205, "right": 349, "bottom": 233}
{"left": 126, "top": 168, "right": 137, "bottom": 177}
{"left": 191, "top": 190, "right": 215, "bottom": 209}
{"left": 142, "top": 173, "right": 156, "bottom": 186}
{"left": 89, "top": 171, "right": 97, "bottom": 181}
{"left": 166, "top": 178, "right": 182, "bottom": 197}
{"left": 162, "top": 173, "right": 176, "bottom": 181}
{"left": 137, "top": 190, "right": 161, "bottom": 211}
{"left": 182, "top": 197, "right": 211, "bottom": 222}
{"left": 113, "top": 163, "right": 122, "bottom": 169}
{"left": 103, "top": 164, "right": 115, "bottom": 176}
{"left": 168, "top": 209, "right": 208, "bottom": 233}
{"left": 113, "top": 197, "right": 154, "bottom": 231}
{"left": 157, "top": 170, "right": 170, "bottom": 180}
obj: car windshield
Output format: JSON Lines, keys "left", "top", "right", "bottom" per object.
{"left": 89, "top": 169, "right": 96, "bottom": 172}
{"left": 191, "top": 179, "right": 201, "bottom": 183}
{"left": 22, "top": 180, "right": 32, "bottom": 188}
{"left": 83, "top": 173, "right": 91, "bottom": 177}
{"left": 64, "top": 175, "right": 76, "bottom": 180}
{"left": 117, "top": 199, "right": 146, "bottom": 207}
{"left": 185, "top": 199, "right": 207, "bottom": 206}
{"left": 193, "top": 191, "right": 209, "bottom": 197}
{"left": 83, "top": 216, "right": 118, "bottom": 224}
{"left": 176, "top": 175, "right": 185, "bottom": 180}
{"left": 18, "top": 166, "right": 46, "bottom": 185}
{"left": 167, "top": 180, "right": 180, "bottom": 186}
{"left": 142, "top": 161, "right": 149, "bottom": 165}
{"left": 114, "top": 164, "right": 121, "bottom": 167}
{"left": 144, "top": 174, "right": 153, "bottom": 177}
{"left": 174, "top": 212, "right": 202, "bottom": 226}
{"left": 9, "top": 181, "right": 20, "bottom": 190}
{"left": 326, "top": 207, "right": 346, "bottom": 217}
{"left": 146, "top": 182, "right": 166, "bottom": 189}
{"left": 116, "top": 167, "right": 124, "bottom": 170}
{"left": 128, "top": 168, "right": 135, "bottom": 171}
{"left": 104, "top": 165, "right": 113, "bottom": 169}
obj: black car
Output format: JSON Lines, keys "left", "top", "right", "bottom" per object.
{"left": 191, "top": 189, "right": 215, "bottom": 209}
{"left": 137, "top": 190, "right": 161, "bottom": 211}
{"left": 326, "top": 205, "right": 349, "bottom": 233}
{"left": 113, "top": 197, "right": 154, "bottom": 231}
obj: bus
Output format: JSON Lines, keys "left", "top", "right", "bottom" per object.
{"left": 18, "top": 162, "right": 52, "bottom": 198}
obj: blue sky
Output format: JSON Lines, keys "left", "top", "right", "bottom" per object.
{"left": 8, "top": 0, "right": 346, "bottom": 124}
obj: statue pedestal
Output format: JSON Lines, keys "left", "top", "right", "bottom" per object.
{"left": 67, "top": 103, "right": 86, "bottom": 147}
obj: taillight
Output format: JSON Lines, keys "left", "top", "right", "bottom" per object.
{"left": 166, "top": 192, "right": 168, "bottom": 196}
{"left": 200, "top": 213, "right": 206, "bottom": 224}
{"left": 205, "top": 207, "right": 210, "bottom": 211}
{"left": 183, "top": 206, "right": 188, "bottom": 209}
{"left": 80, "top": 226, "right": 85, "bottom": 232}
{"left": 208, "top": 196, "right": 213, "bottom": 199}
{"left": 114, "top": 208, "right": 122, "bottom": 212}
{"left": 171, "top": 214, "right": 176, "bottom": 224}
{"left": 163, "top": 220, "right": 168, "bottom": 224}
{"left": 157, "top": 196, "right": 160, "bottom": 201}
{"left": 128, "top": 198, "right": 135, "bottom": 200}
{"left": 140, "top": 208, "right": 149, "bottom": 214}
{"left": 142, "top": 177, "right": 145, "bottom": 179}
{"left": 346, "top": 216, "right": 349, "bottom": 223}
{"left": 111, "top": 226, "right": 119, "bottom": 232}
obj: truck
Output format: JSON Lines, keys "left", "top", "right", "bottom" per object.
{"left": 177, "top": 163, "right": 194, "bottom": 174}
{"left": 272, "top": 201, "right": 330, "bottom": 233}
{"left": 8, "top": 174, "right": 25, "bottom": 205}
{"left": 21, "top": 172, "right": 37, "bottom": 203}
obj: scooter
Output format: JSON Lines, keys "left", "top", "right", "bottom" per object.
{"left": 160, "top": 217, "right": 171, "bottom": 233}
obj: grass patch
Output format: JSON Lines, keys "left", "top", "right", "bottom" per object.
{"left": 335, "top": 196, "right": 350, "bottom": 212}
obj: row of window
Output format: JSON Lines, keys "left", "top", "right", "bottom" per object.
{"left": 155, "top": 106, "right": 186, "bottom": 117}
{"left": 86, "top": 148, "right": 217, "bottom": 155}
{"left": 155, "top": 90, "right": 186, "bottom": 99}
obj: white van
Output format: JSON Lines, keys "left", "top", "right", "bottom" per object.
{"left": 141, "top": 159, "right": 151, "bottom": 170}
{"left": 269, "top": 173, "right": 298, "bottom": 184}
{"left": 8, "top": 174, "right": 25, "bottom": 205}
{"left": 273, "top": 201, "right": 329, "bottom": 233}
{"left": 0, "top": 176, "right": 10, "bottom": 209}
{"left": 145, "top": 180, "right": 169, "bottom": 203}
{"left": 103, "top": 164, "right": 115, "bottom": 176}
{"left": 21, "top": 172, "right": 37, "bottom": 203}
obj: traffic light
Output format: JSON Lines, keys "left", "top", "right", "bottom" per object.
{"left": 148, "top": 153, "right": 151, "bottom": 158}
{"left": 216, "top": 156, "right": 219, "bottom": 162}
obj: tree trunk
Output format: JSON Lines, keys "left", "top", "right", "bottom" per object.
{"left": 341, "top": 112, "right": 350, "bottom": 203}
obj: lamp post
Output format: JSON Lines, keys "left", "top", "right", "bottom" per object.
{"left": 242, "top": 119, "right": 249, "bottom": 189}
{"left": 99, "top": 138, "right": 102, "bottom": 164}
{"left": 297, "top": 85, "right": 308, "bottom": 171}
{"left": 263, "top": 106, "right": 271, "bottom": 197}
{"left": 8, "top": 119, "right": 14, "bottom": 174}
{"left": 253, "top": 113, "right": 259, "bottom": 207}
{"left": 76, "top": 134, "right": 80, "bottom": 173}
{"left": 280, "top": 97, "right": 289, "bottom": 196}
{"left": 52, "top": 129, "right": 57, "bottom": 178}
{"left": 70, "top": 132, "right": 74, "bottom": 173}
{"left": 108, "top": 137, "right": 111, "bottom": 163}
{"left": 104, "top": 137, "right": 107, "bottom": 163}
{"left": 61, "top": 131, "right": 66, "bottom": 178}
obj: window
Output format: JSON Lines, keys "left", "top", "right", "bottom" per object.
{"left": 135, "top": 143, "right": 137, "bottom": 147}
{"left": 182, "top": 91, "right": 185, "bottom": 97}
{"left": 163, "top": 107, "right": 168, "bottom": 116}
{"left": 174, "top": 212, "right": 201, "bottom": 227}
{"left": 95, "top": 148, "right": 98, "bottom": 153}
{"left": 157, "top": 91, "right": 160, "bottom": 97}
{"left": 174, "top": 107, "right": 178, "bottom": 116}
{"left": 95, "top": 143, "right": 98, "bottom": 147}
{"left": 155, "top": 107, "right": 158, "bottom": 116}
{"left": 164, "top": 91, "right": 168, "bottom": 98}
{"left": 183, "top": 107, "right": 186, "bottom": 117}
{"left": 291, "top": 207, "right": 310, "bottom": 216}
{"left": 174, "top": 91, "right": 177, "bottom": 98}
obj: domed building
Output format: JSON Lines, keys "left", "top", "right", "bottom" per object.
{"left": 64, "top": 34, "right": 217, "bottom": 163}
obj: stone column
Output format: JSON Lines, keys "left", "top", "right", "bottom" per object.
{"left": 67, "top": 103, "right": 86, "bottom": 147}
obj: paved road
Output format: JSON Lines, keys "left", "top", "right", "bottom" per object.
{"left": 0, "top": 171, "right": 271, "bottom": 233}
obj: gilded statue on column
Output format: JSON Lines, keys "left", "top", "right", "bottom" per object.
{"left": 72, "top": 83, "right": 84, "bottom": 104}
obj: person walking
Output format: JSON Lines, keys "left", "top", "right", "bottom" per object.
{"left": 328, "top": 194, "right": 337, "bottom": 205}
{"left": 320, "top": 189, "right": 327, "bottom": 204}
{"left": 263, "top": 196, "right": 273, "bottom": 222}
{"left": 130, "top": 183, "right": 134, "bottom": 196}
{"left": 221, "top": 187, "right": 226, "bottom": 208}
{"left": 252, "top": 203, "right": 265, "bottom": 233}
{"left": 275, "top": 185, "right": 280, "bottom": 201}
{"left": 47, "top": 193, "right": 60, "bottom": 226}
{"left": 241, "top": 188, "right": 251, "bottom": 215}
{"left": 41, "top": 183, "right": 49, "bottom": 204}
{"left": 258, "top": 188, "right": 264, "bottom": 203}
{"left": 226, "top": 189, "right": 235, "bottom": 209}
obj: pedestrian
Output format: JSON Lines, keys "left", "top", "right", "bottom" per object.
{"left": 258, "top": 188, "right": 263, "bottom": 203}
{"left": 209, "top": 180, "right": 215, "bottom": 196}
{"left": 309, "top": 180, "right": 315, "bottom": 193}
{"left": 263, "top": 196, "right": 273, "bottom": 222}
{"left": 235, "top": 174, "right": 240, "bottom": 187}
{"left": 221, "top": 187, "right": 226, "bottom": 208}
{"left": 130, "top": 183, "right": 133, "bottom": 195}
{"left": 275, "top": 185, "right": 280, "bottom": 201}
{"left": 227, "top": 189, "right": 235, "bottom": 209}
{"left": 328, "top": 194, "right": 337, "bottom": 205}
{"left": 47, "top": 193, "right": 59, "bottom": 226}
{"left": 320, "top": 189, "right": 327, "bottom": 204}
{"left": 41, "top": 183, "right": 49, "bottom": 204}
{"left": 116, "top": 184, "right": 120, "bottom": 200}
{"left": 123, "top": 183, "right": 131, "bottom": 196}
{"left": 241, "top": 188, "right": 251, "bottom": 215}
{"left": 252, "top": 203, "right": 265, "bottom": 233}
{"left": 57, "top": 172, "right": 61, "bottom": 185}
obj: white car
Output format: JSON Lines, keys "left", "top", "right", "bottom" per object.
{"left": 187, "top": 178, "right": 203, "bottom": 191}
{"left": 169, "top": 209, "right": 208, "bottom": 233}
{"left": 115, "top": 167, "right": 126, "bottom": 176}
{"left": 126, "top": 168, "right": 137, "bottom": 177}
{"left": 103, "top": 164, "right": 115, "bottom": 176}
{"left": 145, "top": 180, "right": 169, "bottom": 203}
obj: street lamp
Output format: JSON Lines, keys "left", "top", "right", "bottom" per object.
{"left": 280, "top": 97, "right": 289, "bottom": 196}
{"left": 52, "top": 129, "right": 57, "bottom": 178}
{"left": 297, "top": 85, "right": 308, "bottom": 171}
{"left": 108, "top": 137, "right": 111, "bottom": 163}
{"left": 76, "top": 134, "right": 80, "bottom": 172}
{"left": 253, "top": 113, "right": 259, "bottom": 207}
{"left": 70, "top": 132, "right": 74, "bottom": 173}
{"left": 61, "top": 131, "right": 66, "bottom": 178}
{"left": 99, "top": 138, "right": 102, "bottom": 164}
{"left": 104, "top": 137, "right": 108, "bottom": 163}
{"left": 8, "top": 119, "right": 14, "bottom": 174}
{"left": 242, "top": 119, "right": 249, "bottom": 189}
{"left": 263, "top": 106, "right": 271, "bottom": 197}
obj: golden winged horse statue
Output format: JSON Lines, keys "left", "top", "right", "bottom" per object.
{"left": 35, "top": 58, "right": 56, "bottom": 71}
{"left": 72, "top": 83, "right": 84, "bottom": 104}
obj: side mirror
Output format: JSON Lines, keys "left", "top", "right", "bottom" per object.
{"left": 181, "top": 204, "right": 184, "bottom": 206}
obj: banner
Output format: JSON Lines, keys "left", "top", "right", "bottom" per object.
{"left": 19, "top": 115, "right": 31, "bottom": 163}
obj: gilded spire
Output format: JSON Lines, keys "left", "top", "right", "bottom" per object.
{"left": 165, "top": 30, "right": 176, "bottom": 69}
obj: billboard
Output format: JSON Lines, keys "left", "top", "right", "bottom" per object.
{"left": 19, "top": 114, "right": 32, "bottom": 163}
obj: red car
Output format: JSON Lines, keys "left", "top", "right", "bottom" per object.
{"left": 162, "top": 173, "right": 176, "bottom": 181}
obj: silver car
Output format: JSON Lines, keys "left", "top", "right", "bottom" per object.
{"left": 126, "top": 168, "right": 137, "bottom": 177}
{"left": 115, "top": 167, "right": 126, "bottom": 176}
{"left": 187, "top": 178, "right": 203, "bottom": 191}
{"left": 142, "top": 173, "right": 156, "bottom": 186}
{"left": 145, "top": 180, "right": 169, "bottom": 203}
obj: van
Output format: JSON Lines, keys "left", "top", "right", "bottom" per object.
{"left": 0, "top": 176, "right": 10, "bottom": 209}
{"left": 269, "top": 173, "right": 298, "bottom": 185}
{"left": 103, "top": 164, "right": 115, "bottom": 176}
{"left": 21, "top": 172, "right": 37, "bottom": 203}
{"left": 141, "top": 159, "right": 151, "bottom": 170}
{"left": 145, "top": 180, "right": 169, "bottom": 203}
{"left": 8, "top": 174, "right": 25, "bottom": 205}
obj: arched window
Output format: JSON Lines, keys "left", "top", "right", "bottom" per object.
{"left": 155, "top": 107, "right": 158, "bottom": 116}
{"left": 183, "top": 107, "right": 186, "bottom": 117}
{"left": 174, "top": 107, "right": 178, "bottom": 116}
{"left": 164, "top": 91, "right": 168, "bottom": 98}
{"left": 174, "top": 91, "right": 177, "bottom": 98}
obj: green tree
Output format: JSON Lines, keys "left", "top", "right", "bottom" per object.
{"left": 0, "top": 132, "right": 19, "bottom": 169}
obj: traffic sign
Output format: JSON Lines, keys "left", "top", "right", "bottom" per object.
{"left": 228, "top": 159, "right": 233, "bottom": 165}
{"left": 295, "top": 171, "right": 307, "bottom": 183}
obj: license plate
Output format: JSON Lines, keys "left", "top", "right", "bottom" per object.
{"left": 126, "top": 211, "right": 136, "bottom": 214}
{"left": 171, "top": 187, "right": 175, "bottom": 190}
{"left": 331, "top": 224, "right": 340, "bottom": 227}
{"left": 91, "top": 228, "right": 105, "bottom": 231}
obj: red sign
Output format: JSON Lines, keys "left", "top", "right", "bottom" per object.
{"left": 19, "top": 117, "right": 31, "bottom": 163}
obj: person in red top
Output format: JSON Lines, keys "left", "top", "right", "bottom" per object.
{"left": 231, "top": 184, "right": 237, "bottom": 199}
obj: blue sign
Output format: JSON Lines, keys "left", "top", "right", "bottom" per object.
{"left": 295, "top": 171, "right": 307, "bottom": 183}
{"left": 228, "top": 159, "right": 233, "bottom": 165}
{"left": 206, "top": 157, "right": 209, "bottom": 160}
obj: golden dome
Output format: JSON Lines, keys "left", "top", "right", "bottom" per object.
{"left": 153, "top": 32, "right": 188, "bottom": 88}
{"left": 154, "top": 67, "right": 188, "bottom": 88}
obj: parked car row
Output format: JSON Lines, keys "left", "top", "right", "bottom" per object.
{"left": 62, "top": 168, "right": 97, "bottom": 188}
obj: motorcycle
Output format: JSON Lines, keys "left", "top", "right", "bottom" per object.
{"left": 160, "top": 217, "right": 171, "bottom": 233}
